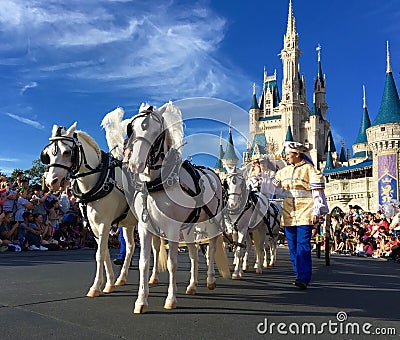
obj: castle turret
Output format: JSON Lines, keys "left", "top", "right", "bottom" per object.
{"left": 314, "top": 44, "right": 328, "bottom": 119}
{"left": 367, "top": 41, "right": 400, "bottom": 208}
{"left": 352, "top": 86, "right": 372, "bottom": 162}
{"left": 214, "top": 132, "right": 225, "bottom": 172}
{"left": 249, "top": 83, "right": 261, "bottom": 135}
{"left": 222, "top": 124, "right": 239, "bottom": 168}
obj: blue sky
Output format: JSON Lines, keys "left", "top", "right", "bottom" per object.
{"left": 1, "top": 0, "right": 400, "bottom": 174}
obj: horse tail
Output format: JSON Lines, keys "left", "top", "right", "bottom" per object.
{"left": 158, "top": 238, "right": 168, "bottom": 272}
{"left": 215, "top": 234, "right": 230, "bottom": 278}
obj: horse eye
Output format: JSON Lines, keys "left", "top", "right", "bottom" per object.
{"left": 62, "top": 150, "right": 72, "bottom": 158}
{"left": 141, "top": 115, "right": 150, "bottom": 130}
{"left": 127, "top": 123, "right": 133, "bottom": 138}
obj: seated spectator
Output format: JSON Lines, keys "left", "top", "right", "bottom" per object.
{"left": 20, "top": 211, "right": 48, "bottom": 251}
{"left": 0, "top": 211, "right": 19, "bottom": 246}
{"left": 33, "top": 213, "right": 57, "bottom": 246}
{"left": 47, "top": 198, "right": 61, "bottom": 232}
{"left": 14, "top": 188, "right": 35, "bottom": 223}
{"left": 362, "top": 237, "right": 374, "bottom": 257}
{"left": 54, "top": 222, "right": 74, "bottom": 250}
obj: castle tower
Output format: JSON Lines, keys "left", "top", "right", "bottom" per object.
{"left": 366, "top": 41, "right": 400, "bottom": 207}
{"left": 222, "top": 124, "right": 239, "bottom": 168}
{"left": 214, "top": 132, "right": 226, "bottom": 176}
{"left": 350, "top": 86, "right": 372, "bottom": 165}
{"left": 246, "top": 0, "right": 330, "bottom": 170}
{"left": 249, "top": 83, "right": 260, "bottom": 135}
{"left": 314, "top": 44, "right": 328, "bottom": 119}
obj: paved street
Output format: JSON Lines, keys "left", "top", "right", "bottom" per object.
{"left": 1, "top": 247, "right": 399, "bottom": 339}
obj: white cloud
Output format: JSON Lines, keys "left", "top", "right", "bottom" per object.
{"left": 0, "top": 157, "right": 19, "bottom": 162}
{"left": 5, "top": 112, "right": 45, "bottom": 129}
{"left": 20, "top": 81, "right": 38, "bottom": 95}
{"left": 0, "top": 1, "right": 251, "bottom": 102}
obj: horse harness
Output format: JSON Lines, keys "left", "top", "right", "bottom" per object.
{"left": 125, "top": 107, "right": 222, "bottom": 237}
{"left": 41, "top": 129, "right": 130, "bottom": 234}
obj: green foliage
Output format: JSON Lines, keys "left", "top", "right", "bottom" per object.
{"left": 25, "top": 159, "right": 47, "bottom": 186}
{"left": 6, "top": 159, "right": 46, "bottom": 186}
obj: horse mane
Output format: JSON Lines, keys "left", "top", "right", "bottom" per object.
{"left": 101, "top": 107, "right": 129, "bottom": 159}
{"left": 158, "top": 101, "right": 183, "bottom": 156}
{"left": 76, "top": 130, "right": 102, "bottom": 158}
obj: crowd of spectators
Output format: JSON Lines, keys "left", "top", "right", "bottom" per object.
{"left": 2, "top": 172, "right": 400, "bottom": 265}
{"left": 0, "top": 172, "right": 87, "bottom": 252}
{"left": 326, "top": 205, "right": 400, "bottom": 262}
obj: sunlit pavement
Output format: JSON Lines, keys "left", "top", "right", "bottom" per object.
{"left": 1, "top": 247, "right": 399, "bottom": 339}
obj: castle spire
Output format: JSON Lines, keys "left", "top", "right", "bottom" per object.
{"left": 372, "top": 41, "right": 400, "bottom": 126}
{"left": 286, "top": 0, "right": 296, "bottom": 35}
{"left": 250, "top": 83, "right": 259, "bottom": 110}
{"left": 387, "top": 40, "right": 392, "bottom": 74}
{"left": 355, "top": 86, "right": 372, "bottom": 144}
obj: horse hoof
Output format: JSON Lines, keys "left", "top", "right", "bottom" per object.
{"left": 164, "top": 301, "right": 177, "bottom": 310}
{"left": 232, "top": 274, "right": 239, "bottom": 280}
{"left": 103, "top": 285, "right": 115, "bottom": 294}
{"left": 185, "top": 288, "right": 197, "bottom": 295}
{"left": 149, "top": 277, "right": 159, "bottom": 285}
{"left": 263, "top": 263, "right": 268, "bottom": 268}
{"left": 86, "top": 289, "right": 101, "bottom": 298}
{"left": 269, "top": 263, "right": 275, "bottom": 267}
{"left": 242, "top": 265, "right": 249, "bottom": 271}
{"left": 134, "top": 304, "right": 148, "bottom": 314}
{"left": 256, "top": 269, "right": 262, "bottom": 274}
{"left": 239, "top": 272, "right": 244, "bottom": 278}
{"left": 207, "top": 282, "right": 216, "bottom": 290}
{"left": 115, "top": 279, "right": 126, "bottom": 286}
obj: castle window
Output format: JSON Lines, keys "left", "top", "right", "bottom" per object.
{"left": 381, "top": 127, "right": 385, "bottom": 132}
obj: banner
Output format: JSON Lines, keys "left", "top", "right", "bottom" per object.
{"left": 378, "top": 154, "right": 398, "bottom": 205}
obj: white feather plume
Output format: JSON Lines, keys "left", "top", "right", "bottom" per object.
{"left": 159, "top": 101, "right": 184, "bottom": 155}
{"left": 100, "top": 107, "right": 129, "bottom": 159}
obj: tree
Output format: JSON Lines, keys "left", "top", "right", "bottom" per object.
{"left": 25, "top": 159, "right": 47, "bottom": 186}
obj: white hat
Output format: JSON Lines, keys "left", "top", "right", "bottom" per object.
{"left": 283, "top": 141, "right": 309, "bottom": 153}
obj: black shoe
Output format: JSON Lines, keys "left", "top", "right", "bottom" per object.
{"left": 113, "top": 258, "right": 124, "bottom": 266}
{"left": 294, "top": 279, "right": 307, "bottom": 290}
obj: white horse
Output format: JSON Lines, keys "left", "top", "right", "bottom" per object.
{"left": 224, "top": 165, "right": 281, "bottom": 279}
{"left": 122, "top": 102, "right": 229, "bottom": 313}
{"left": 41, "top": 123, "right": 142, "bottom": 297}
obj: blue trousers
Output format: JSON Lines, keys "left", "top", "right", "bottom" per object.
{"left": 117, "top": 227, "right": 126, "bottom": 260}
{"left": 285, "top": 225, "right": 312, "bottom": 284}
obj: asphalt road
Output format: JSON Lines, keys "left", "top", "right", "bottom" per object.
{"left": 1, "top": 247, "right": 399, "bottom": 340}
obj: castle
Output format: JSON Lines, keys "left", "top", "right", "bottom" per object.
{"left": 214, "top": 0, "right": 400, "bottom": 214}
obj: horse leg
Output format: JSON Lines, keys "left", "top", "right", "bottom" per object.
{"left": 185, "top": 243, "right": 198, "bottom": 295}
{"left": 252, "top": 229, "right": 264, "bottom": 274}
{"left": 115, "top": 226, "right": 135, "bottom": 286}
{"left": 232, "top": 230, "right": 238, "bottom": 265}
{"left": 269, "top": 236, "right": 278, "bottom": 267}
{"left": 103, "top": 244, "right": 116, "bottom": 293}
{"left": 134, "top": 226, "right": 152, "bottom": 314}
{"left": 232, "top": 229, "right": 246, "bottom": 279}
{"left": 87, "top": 227, "right": 110, "bottom": 297}
{"left": 149, "top": 236, "right": 161, "bottom": 285}
{"left": 263, "top": 236, "right": 269, "bottom": 268}
{"left": 206, "top": 237, "right": 217, "bottom": 289}
{"left": 164, "top": 241, "right": 178, "bottom": 310}
{"left": 242, "top": 233, "right": 251, "bottom": 271}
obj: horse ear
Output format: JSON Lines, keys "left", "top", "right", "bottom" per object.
{"left": 66, "top": 122, "right": 77, "bottom": 136}
{"left": 240, "top": 163, "right": 251, "bottom": 178}
{"left": 51, "top": 125, "right": 58, "bottom": 137}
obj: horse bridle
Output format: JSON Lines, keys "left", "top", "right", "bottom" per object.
{"left": 125, "top": 107, "right": 166, "bottom": 171}
{"left": 226, "top": 173, "right": 248, "bottom": 213}
{"left": 41, "top": 131, "right": 100, "bottom": 178}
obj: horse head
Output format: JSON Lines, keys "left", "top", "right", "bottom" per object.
{"left": 225, "top": 165, "right": 248, "bottom": 210}
{"left": 124, "top": 102, "right": 183, "bottom": 174}
{"left": 41, "top": 122, "right": 78, "bottom": 191}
